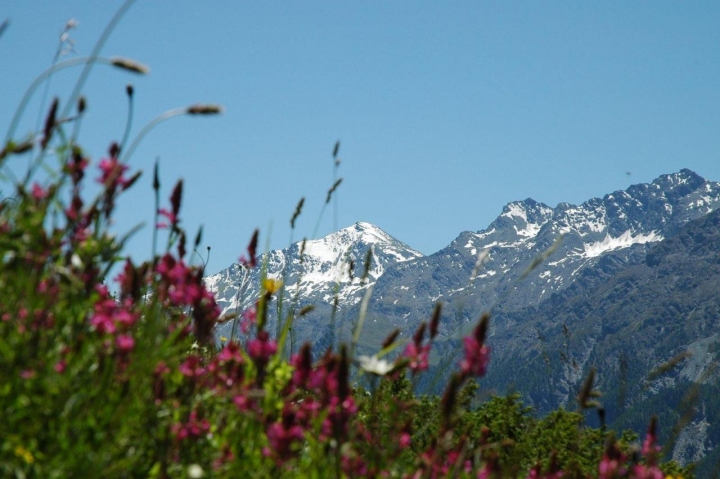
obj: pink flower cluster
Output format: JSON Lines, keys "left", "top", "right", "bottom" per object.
{"left": 598, "top": 418, "right": 664, "bottom": 479}
{"left": 209, "top": 341, "right": 246, "bottom": 390}
{"left": 632, "top": 418, "right": 664, "bottom": 479}
{"left": 155, "top": 253, "right": 221, "bottom": 343}
{"left": 31, "top": 183, "right": 48, "bottom": 200}
{"left": 241, "top": 345, "right": 359, "bottom": 467}
{"left": 460, "top": 316, "right": 490, "bottom": 379}
{"left": 97, "top": 157, "right": 131, "bottom": 190}
{"left": 156, "top": 254, "right": 208, "bottom": 307}
{"left": 404, "top": 342, "right": 430, "bottom": 373}
{"left": 404, "top": 321, "right": 431, "bottom": 374}
{"left": 89, "top": 285, "right": 137, "bottom": 355}
{"left": 247, "top": 330, "right": 278, "bottom": 369}
{"left": 156, "top": 207, "right": 178, "bottom": 229}
{"left": 179, "top": 355, "right": 206, "bottom": 378}
{"left": 264, "top": 405, "right": 307, "bottom": 461}
{"left": 172, "top": 409, "right": 210, "bottom": 441}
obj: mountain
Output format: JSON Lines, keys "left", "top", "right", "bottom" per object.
{"left": 347, "top": 169, "right": 720, "bottom": 350}
{"left": 205, "top": 222, "right": 422, "bottom": 347}
{"left": 207, "top": 169, "right": 720, "bottom": 353}
{"left": 484, "top": 208, "right": 720, "bottom": 474}
{"left": 205, "top": 169, "right": 720, "bottom": 469}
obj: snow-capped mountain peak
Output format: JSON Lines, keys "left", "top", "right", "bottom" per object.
{"left": 302, "top": 222, "right": 422, "bottom": 265}
{"left": 205, "top": 222, "right": 422, "bottom": 340}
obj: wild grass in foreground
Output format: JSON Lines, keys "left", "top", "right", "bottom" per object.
{"left": 0, "top": 6, "right": 694, "bottom": 478}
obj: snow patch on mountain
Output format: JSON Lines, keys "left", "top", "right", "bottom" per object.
{"left": 582, "top": 230, "right": 663, "bottom": 258}
{"left": 501, "top": 202, "right": 531, "bottom": 221}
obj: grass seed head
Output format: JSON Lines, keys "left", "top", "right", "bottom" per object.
{"left": 186, "top": 104, "right": 223, "bottom": 115}
{"left": 110, "top": 57, "right": 149, "bottom": 74}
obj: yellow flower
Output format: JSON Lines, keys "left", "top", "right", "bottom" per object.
{"left": 14, "top": 445, "right": 34, "bottom": 464}
{"left": 263, "top": 278, "right": 282, "bottom": 294}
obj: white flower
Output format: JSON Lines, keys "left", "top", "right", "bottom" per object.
{"left": 71, "top": 253, "right": 83, "bottom": 269}
{"left": 187, "top": 464, "right": 204, "bottom": 478}
{"left": 358, "top": 355, "right": 393, "bottom": 376}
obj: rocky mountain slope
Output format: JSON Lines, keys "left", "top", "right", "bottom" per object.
{"left": 483, "top": 208, "right": 720, "bottom": 473}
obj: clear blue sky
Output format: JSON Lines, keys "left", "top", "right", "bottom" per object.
{"left": 2, "top": 1, "right": 720, "bottom": 275}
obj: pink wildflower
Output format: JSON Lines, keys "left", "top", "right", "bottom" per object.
{"left": 404, "top": 342, "right": 430, "bottom": 373}
{"left": 116, "top": 334, "right": 135, "bottom": 352}
{"left": 156, "top": 207, "right": 177, "bottom": 229}
{"left": 172, "top": 409, "right": 210, "bottom": 441}
{"left": 631, "top": 465, "right": 664, "bottom": 479}
{"left": 217, "top": 341, "right": 243, "bottom": 363}
{"left": 54, "top": 360, "right": 67, "bottom": 374}
{"left": 247, "top": 330, "right": 277, "bottom": 366}
{"left": 265, "top": 408, "right": 306, "bottom": 461}
{"left": 632, "top": 417, "right": 663, "bottom": 479}
{"left": 598, "top": 441, "right": 627, "bottom": 479}
{"left": 65, "top": 194, "right": 84, "bottom": 222}
{"left": 341, "top": 451, "right": 368, "bottom": 477}
{"left": 155, "top": 254, "right": 220, "bottom": 333}
{"left": 321, "top": 396, "right": 357, "bottom": 441}
{"left": 89, "top": 284, "right": 137, "bottom": 334}
{"left": 179, "top": 355, "right": 205, "bottom": 378}
{"left": 460, "top": 315, "right": 491, "bottom": 378}
{"left": 208, "top": 342, "right": 245, "bottom": 390}
{"left": 97, "top": 157, "right": 130, "bottom": 190}
{"left": 404, "top": 321, "right": 431, "bottom": 374}
{"left": 642, "top": 417, "right": 661, "bottom": 458}
{"left": 31, "top": 183, "right": 48, "bottom": 199}
{"left": 460, "top": 335, "right": 490, "bottom": 378}
{"left": 233, "top": 394, "right": 252, "bottom": 411}
{"left": 239, "top": 229, "right": 259, "bottom": 268}
{"left": 290, "top": 344, "right": 313, "bottom": 390}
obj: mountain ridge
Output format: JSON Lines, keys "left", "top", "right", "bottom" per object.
{"left": 350, "top": 169, "right": 720, "bottom": 346}
{"left": 207, "top": 169, "right": 720, "bottom": 351}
